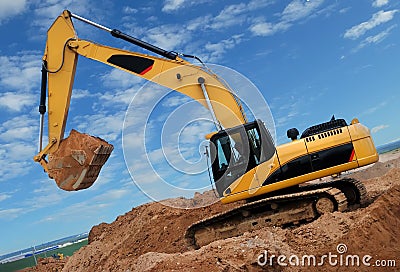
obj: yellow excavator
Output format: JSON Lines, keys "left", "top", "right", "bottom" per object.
{"left": 34, "top": 11, "right": 379, "bottom": 249}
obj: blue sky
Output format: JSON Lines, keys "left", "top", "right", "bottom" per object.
{"left": 0, "top": 0, "right": 399, "bottom": 255}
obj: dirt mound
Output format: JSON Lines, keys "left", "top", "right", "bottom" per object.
{"left": 35, "top": 154, "right": 400, "bottom": 271}
{"left": 340, "top": 182, "right": 400, "bottom": 258}
{"left": 159, "top": 190, "right": 220, "bottom": 208}
{"left": 20, "top": 257, "right": 68, "bottom": 272}
{"left": 349, "top": 160, "right": 400, "bottom": 181}
{"left": 62, "top": 195, "right": 241, "bottom": 271}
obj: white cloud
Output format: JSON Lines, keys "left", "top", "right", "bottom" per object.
{"left": 101, "top": 68, "right": 144, "bottom": 89}
{"left": 25, "top": 189, "right": 65, "bottom": 210}
{"left": 208, "top": 1, "right": 274, "bottom": 30}
{"left": 204, "top": 35, "right": 243, "bottom": 62}
{"left": 161, "top": 96, "right": 191, "bottom": 108}
{"left": 339, "top": 7, "right": 351, "bottom": 14}
{"left": 371, "top": 124, "right": 389, "bottom": 133}
{"left": 0, "top": 115, "right": 38, "bottom": 181}
{"left": 0, "top": 52, "right": 40, "bottom": 111}
{"left": 99, "top": 69, "right": 146, "bottom": 107}
{"left": 162, "top": 0, "right": 212, "bottom": 13}
{"left": 162, "top": 0, "right": 186, "bottom": 12}
{"left": 353, "top": 24, "right": 396, "bottom": 52}
{"left": 92, "top": 188, "right": 131, "bottom": 202}
{"left": 0, "top": 160, "right": 34, "bottom": 182}
{"left": 210, "top": 3, "right": 248, "bottom": 30}
{"left": 372, "top": 0, "right": 389, "bottom": 8}
{"left": 26, "top": 175, "right": 137, "bottom": 223}
{"left": 8, "top": 175, "right": 120, "bottom": 222}
{"left": 386, "top": 137, "right": 400, "bottom": 144}
{"left": 249, "top": 0, "right": 324, "bottom": 37}
{"left": 123, "top": 6, "right": 138, "bottom": 14}
{"left": 0, "top": 52, "right": 41, "bottom": 91}
{"left": 0, "top": 176, "right": 98, "bottom": 221}
{"left": 248, "top": 0, "right": 275, "bottom": 10}
{"left": 0, "top": 193, "right": 11, "bottom": 202}
{"left": 123, "top": 131, "right": 145, "bottom": 151}
{"left": 0, "top": 115, "right": 36, "bottom": 131}
{"left": 71, "top": 89, "right": 94, "bottom": 100}
{"left": 133, "top": 1, "right": 292, "bottom": 61}
{"left": 249, "top": 19, "right": 290, "bottom": 37}
{"left": 280, "top": 0, "right": 324, "bottom": 22}
{"left": 344, "top": 10, "right": 398, "bottom": 40}
{"left": 99, "top": 87, "right": 138, "bottom": 107}
{"left": 119, "top": 23, "right": 191, "bottom": 53}
{"left": 32, "top": 200, "right": 110, "bottom": 223}
{"left": 249, "top": 21, "right": 275, "bottom": 36}
{"left": 0, "top": 208, "right": 25, "bottom": 220}
{"left": 176, "top": 121, "right": 213, "bottom": 146}
{"left": 1, "top": 142, "right": 36, "bottom": 162}
{"left": 186, "top": 15, "right": 212, "bottom": 31}
{"left": 174, "top": 1, "right": 273, "bottom": 33}
{"left": 0, "top": 0, "right": 27, "bottom": 25}
{"left": 360, "top": 101, "right": 387, "bottom": 116}
{"left": 0, "top": 92, "right": 36, "bottom": 112}
{"left": 73, "top": 110, "right": 125, "bottom": 142}
{"left": 32, "top": 0, "right": 92, "bottom": 32}
{"left": 146, "top": 25, "right": 192, "bottom": 50}
{"left": 163, "top": 0, "right": 272, "bottom": 14}
{"left": 0, "top": 115, "right": 37, "bottom": 141}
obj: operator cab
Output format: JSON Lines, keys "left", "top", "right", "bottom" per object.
{"left": 209, "top": 120, "right": 275, "bottom": 197}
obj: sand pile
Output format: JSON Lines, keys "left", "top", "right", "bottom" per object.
{"left": 26, "top": 151, "right": 400, "bottom": 272}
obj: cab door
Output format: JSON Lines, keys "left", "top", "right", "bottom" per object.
{"left": 277, "top": 139, "right": 312, "bottom": 180}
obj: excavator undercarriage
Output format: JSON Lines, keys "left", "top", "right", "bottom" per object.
{"left": 185, "top": 178, "right": 366, "bottom": 249}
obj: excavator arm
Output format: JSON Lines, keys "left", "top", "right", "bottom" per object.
{"left": 67, "top": 40, "right": 247, "bottom": 127}
{"left": 34, "top": 10, "right": 247, "bottom": 191}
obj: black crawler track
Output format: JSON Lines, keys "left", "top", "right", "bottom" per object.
{"left": 185, "top": 178, "right": 365, "bottom": 249}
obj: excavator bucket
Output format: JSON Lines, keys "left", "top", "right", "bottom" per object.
{"left": 46, "top": 130, "right": 114, "bottom": 191}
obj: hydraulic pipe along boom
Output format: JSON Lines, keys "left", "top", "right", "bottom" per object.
{"left": 69, "top": 11, "right": 178, "bottom": 60}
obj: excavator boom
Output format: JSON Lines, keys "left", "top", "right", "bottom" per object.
{"left": 34, "top": 10, "right": 247, "bottom": 190}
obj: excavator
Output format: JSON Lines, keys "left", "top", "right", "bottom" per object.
{"left": 34, "top": 10, "right": 379, "bottom": 249}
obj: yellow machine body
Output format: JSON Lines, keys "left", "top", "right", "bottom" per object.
{"left": 220, "top": 119, "right": 378, "bottom": 203}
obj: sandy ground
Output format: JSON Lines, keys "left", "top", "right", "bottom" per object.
{"left": 23, "top": 149, "right": 400, "bottom": 272}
